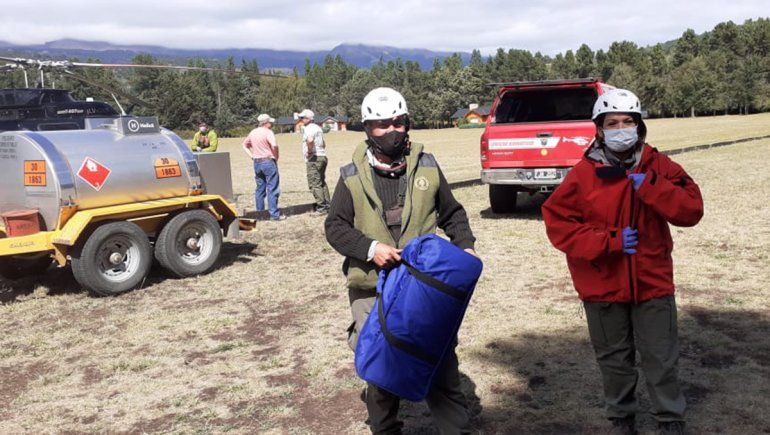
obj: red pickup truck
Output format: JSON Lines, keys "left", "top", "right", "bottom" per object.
{"left": 480, "top": 78, "right": 613, "bottom": 212}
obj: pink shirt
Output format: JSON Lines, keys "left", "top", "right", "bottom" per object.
{"left": 242, "top": 127, "right": 278, "bottom": 159}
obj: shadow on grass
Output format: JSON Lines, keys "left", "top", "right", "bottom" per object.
{"left": 396, "top": 371, "right": 482, "bottom": 435}
{"left": 0, "top": 241, "right": 260, "bottom": 304}
{"left": 467, "top": 306, "right": 770, "bottom": 434}
{"left": 479, "top": 193, "right": 547, "bottom": 221}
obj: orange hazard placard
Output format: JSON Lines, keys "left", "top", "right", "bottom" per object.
{"left": 154, "top": 157, "right": 182, "bottom": 179}
{"left": 24, "top": 173, "right": 47, "bottom": 186}
{"left": 24, "top": 160, "right": 46, "bottom": 173}
{"left": 24, "top": 160, "right": 47, "bottom": 186}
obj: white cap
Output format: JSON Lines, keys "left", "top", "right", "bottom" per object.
{"left": 361, "top": 87, "right": 408, "bottom": 122}
{"left": 298, "top": 109, "right": 314, "bottom": 119}
{"left": 257, "top": 114, "right": 275, "bottom": 124}
{"left": 592, "top": 89, "right": 642, "bottom": 120}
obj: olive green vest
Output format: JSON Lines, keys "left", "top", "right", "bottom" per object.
{"left": 341, "top": 142, "right": 440, "bottom": 291}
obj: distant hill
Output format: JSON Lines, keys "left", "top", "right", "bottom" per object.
{"left": 0, "top": 39, "right": 471, "bottom": 71}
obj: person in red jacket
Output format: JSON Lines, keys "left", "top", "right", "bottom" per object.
{"left": 542, "top": 89, "right": 703, "bottom": 435}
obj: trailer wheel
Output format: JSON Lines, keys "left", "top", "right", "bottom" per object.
{"left": 71, "top": 221, "right": 152, "bottom": 296}
{"left": 0, "top": 253, "right": 52, "bottom": 280}
{"left": 154, "top": 210, "right": 222, "bottom": 278}
{"left": 489, "top": 185, "right": 519, "bottom": 213}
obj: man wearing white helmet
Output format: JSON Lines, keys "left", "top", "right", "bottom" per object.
{"left": 325, "top": 87, "right": 477, "bottom": 434}
{"left": 543, "top": 89, "right": 703, "bottom": 435}
{"left": 298, "top": 109, "right": 331, "bottom": 214}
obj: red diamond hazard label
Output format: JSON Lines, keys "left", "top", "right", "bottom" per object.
{"left": 77, "top": 157, "right": 111, "bottom": 191}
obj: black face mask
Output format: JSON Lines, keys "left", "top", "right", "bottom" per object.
{"left": 369, "top": 130, "right": 409, "bottom": 158}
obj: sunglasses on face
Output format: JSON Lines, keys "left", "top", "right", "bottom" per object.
{"left": 370, "top": 118, "right": 407, "bottom": 129}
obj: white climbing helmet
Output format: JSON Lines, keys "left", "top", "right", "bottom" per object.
{"left": 361, "top": 87, "right": 409, "bottom": 122}
{"left": 592, "top": 88, "right": 642, "bottom": 120}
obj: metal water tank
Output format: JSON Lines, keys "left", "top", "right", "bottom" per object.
{"left": 0, "top": 117, "right": 201, "bottom": 231}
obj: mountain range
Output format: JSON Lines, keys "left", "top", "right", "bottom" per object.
{"left": 0, "top": 39, "right": 471, "bottom": 71}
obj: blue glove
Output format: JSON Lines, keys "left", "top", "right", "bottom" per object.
{"left": 628, "top": 173, "right": 646, "bottom": 191}
{"left": 622, "top": 227, "right": 638, "bottom": 255}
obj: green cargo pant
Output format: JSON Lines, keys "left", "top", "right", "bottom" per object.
{"left": 348, "top": 288, "right": 471, "bottom": 435}
{"left": 584, "top": 295, "right": 686, "bottom": 423}
{"left": 306, "top": 155, "right": 330, "bottom": 211}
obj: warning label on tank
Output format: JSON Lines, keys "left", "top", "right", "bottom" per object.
{"left": 77, "top": 157, "right": 111, "bottom": 191}
{"left": 154, "top": 157, "right": 182, "bottom": 179}
{"left": 24, "top": 160, "right": 47, "bottom": 186}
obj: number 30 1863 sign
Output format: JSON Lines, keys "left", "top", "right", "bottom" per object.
{"left": 24, "top": 160, "right": 47, "bottom": 186}
{"left": 154, "top": 157, "right": 182, "bottom": 179}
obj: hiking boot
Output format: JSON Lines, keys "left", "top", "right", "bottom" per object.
{"left": 658, "top": 421, "right": 686, "bottom": 435}
{"left": 269, "top": 215, "right": 287, "bottom": 221}
{"left": 609, "top": 416, "right": 636, "bottom": 435}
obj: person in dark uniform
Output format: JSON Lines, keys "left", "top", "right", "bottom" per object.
{"left": 325, "top": 87, "right": 478, "bottom": 434}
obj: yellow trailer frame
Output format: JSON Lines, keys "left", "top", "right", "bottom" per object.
{"left": 0, "top": 194, "right": 237, "bottom": 266}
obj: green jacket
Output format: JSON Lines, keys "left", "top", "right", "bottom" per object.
{"left": 341, "top": 141, "right": 440, "bottom": 290}
{"left": 191, "top": 130, "right": 218, "bottom": 152}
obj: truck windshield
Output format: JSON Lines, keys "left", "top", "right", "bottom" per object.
{"left": 494, "top": 87, "right": 597, "bottom": 123}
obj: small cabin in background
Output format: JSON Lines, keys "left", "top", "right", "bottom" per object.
{"left": 451, "top": 104, "right": 492, "bottom": 126}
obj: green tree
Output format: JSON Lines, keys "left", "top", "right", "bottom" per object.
{"left": 672, "top": 29, "right": 700, "bottom": 67}
{"left": 668, "top": 56, "right": 717, "bottom": 117}
{"left": 575, "top": 44, "right": 595, "bottom": 78}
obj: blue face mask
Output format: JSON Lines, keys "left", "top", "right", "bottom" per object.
{"left": 603, "top": 127, "right": 638, "bottom": 152}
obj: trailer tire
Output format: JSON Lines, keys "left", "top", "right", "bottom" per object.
{"left": 0, "top": 253, "right": 52, "bottom": 280}
{"left": 71, "top": 221, "right": 152, "bottom": 296}
{"left": 489, "top": 185, "right": 519, "bottom": 213}
{"left": 154, "top": 210, "right": 222, "bottom": 278}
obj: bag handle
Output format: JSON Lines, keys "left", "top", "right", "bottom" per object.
{"left": 401, "top": 259, "right": 466, "bottom": 301}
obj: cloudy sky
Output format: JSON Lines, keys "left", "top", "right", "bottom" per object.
{"left": 0, "top": 0, "right": 766, "bottom": 55}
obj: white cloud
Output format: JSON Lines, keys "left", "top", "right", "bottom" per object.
{"left": 0, "top": 0, "right": 766, "bottom": 55}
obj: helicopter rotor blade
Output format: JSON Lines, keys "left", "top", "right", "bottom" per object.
{"left": 0, "top": 56, "right": 27, "bottom": 64}
{"left": 62, "top": 69, "right": 155, "bottom": 109}
{"left": 0, "top": 57, "right": 286, "bottom": 78}
{"left": 70, "top": 62, "right": 219, "bottom": 72}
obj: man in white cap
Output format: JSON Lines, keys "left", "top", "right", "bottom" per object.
{"left": 298, "top": 109, "right": 330, "bottom": 214}
{"left": 242, "top": 114, "right": 285, "bottom": 220}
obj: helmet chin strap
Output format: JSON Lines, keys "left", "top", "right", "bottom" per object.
{"left": 365, "top": 147, "right": 407, "bottom": 177}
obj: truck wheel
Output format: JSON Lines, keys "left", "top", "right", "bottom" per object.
{"left": 71, "top": 221, "right": 152, "bottom": 296}
{"left": 489, "top": 185, "right": 519, "bottom": 213}
{"left": 0, "top": 253, "right": 52, "bottom": 280}
{"left": 154, "top": 210, "right": 222, "bottom": 278}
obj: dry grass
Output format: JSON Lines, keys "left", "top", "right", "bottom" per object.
{"left": 0, "top": 117, "right": 768, "bottom": 434}
{"left": 222, "top": 112, "right": 770, "bottom": 211}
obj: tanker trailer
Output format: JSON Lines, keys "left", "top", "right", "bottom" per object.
{"left": 0, "top": 116, "right": 238, "bottom": 295}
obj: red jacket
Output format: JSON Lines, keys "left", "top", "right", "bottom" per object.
{"left": 542, "top": 144, "right": 703, "bottom": 303}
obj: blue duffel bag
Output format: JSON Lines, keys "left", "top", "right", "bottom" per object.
{"left": 354, "top": 234, "right": 483, "bottom": 401}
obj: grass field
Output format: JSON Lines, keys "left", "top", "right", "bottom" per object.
{"left": 224, "top": 113, "right": 770, "bottom": 211}
{"left": 1, "top": 114, "right": 769, "bottom": 434}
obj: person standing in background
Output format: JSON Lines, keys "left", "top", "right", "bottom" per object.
{"left": 299, "top": 109, "right": 331, "bottom": 215}
{"left": 242, "top": 114, "right": 285, "bottom": 221}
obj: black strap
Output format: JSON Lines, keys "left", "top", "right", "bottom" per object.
{"left": 377, "top": 294, "right": 438, "bottom": 365}
{"left": 402, "top": 259, "right": 466, "bottom": 301}
{"left": 397, "top": 175, "right": 408, "bottom": 207}
{"left": 375, "top": 260, "right": 466, "bottom": 365}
